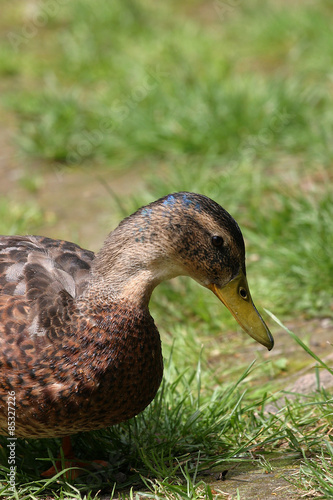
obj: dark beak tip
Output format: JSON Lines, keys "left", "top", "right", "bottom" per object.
{"left": 266, "top": 335, "right": 274, "bottom": 351}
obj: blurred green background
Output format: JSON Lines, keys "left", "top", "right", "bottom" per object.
{"left": 0, "top": 1, "right": 332, "bottom": 497}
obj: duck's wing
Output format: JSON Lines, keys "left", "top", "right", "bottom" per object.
{"left": 0, "top": 235, "right": 95, "bottom": 339}
{"left": 0, "top": 235, "right": 94, "bottom": 296}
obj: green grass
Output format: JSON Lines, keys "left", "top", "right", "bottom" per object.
{"left": 1, "top": 1, "right": 333, "bottom": 165}
{"left": 296, "top": 440, "right": 333, "bottom": 499}
{"left": 0, "top": 198, "right": 48, "bottom": 235}
{"left": 0, "top": 330, "right": 332, "bottom": 499}
{"left": 0, "top": 0, "right": 333, "bottom": 498}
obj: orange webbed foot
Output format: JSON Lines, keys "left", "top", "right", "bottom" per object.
{"left": 41, "top": 436, "right": 109, "bottom": 479}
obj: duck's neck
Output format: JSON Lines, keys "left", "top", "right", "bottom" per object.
{"left": 85, "top": 237, "right": 184, "bottom": 309}
{"left": 86, "top": 267, "right": 159, "bottom": 308}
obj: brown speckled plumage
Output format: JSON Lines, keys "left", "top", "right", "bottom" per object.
{"left": 0, "top": 192, "right": 273, "bottom": 440}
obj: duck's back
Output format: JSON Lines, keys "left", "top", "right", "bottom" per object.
{"left": 0, "top": 235, "right": 94, "bottom": 300}
{"left": 0, "top": 236, "right": 95, "bottom": 435}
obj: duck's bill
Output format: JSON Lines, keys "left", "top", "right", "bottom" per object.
{"left": 208, "top": 271, "right": 274, "bottom": 351}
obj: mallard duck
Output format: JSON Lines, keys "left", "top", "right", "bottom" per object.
{"left": 0, "top": 192, "right": 273, "bottom": 471}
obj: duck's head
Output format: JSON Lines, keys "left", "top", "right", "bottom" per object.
{"left": 94, "top": 192, "right": 273, "bottom": 350}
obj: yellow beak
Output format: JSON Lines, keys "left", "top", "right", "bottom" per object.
{"left": 208, "top": 271, "right": 274, "bottom": 350}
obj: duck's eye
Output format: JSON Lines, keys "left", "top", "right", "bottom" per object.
{"left": 211, "top": 235, "right": 224, "bottom": 248}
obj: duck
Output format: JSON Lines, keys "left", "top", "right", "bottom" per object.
{"left": 0, "top": 192, "right": 273, "bottom": 474}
